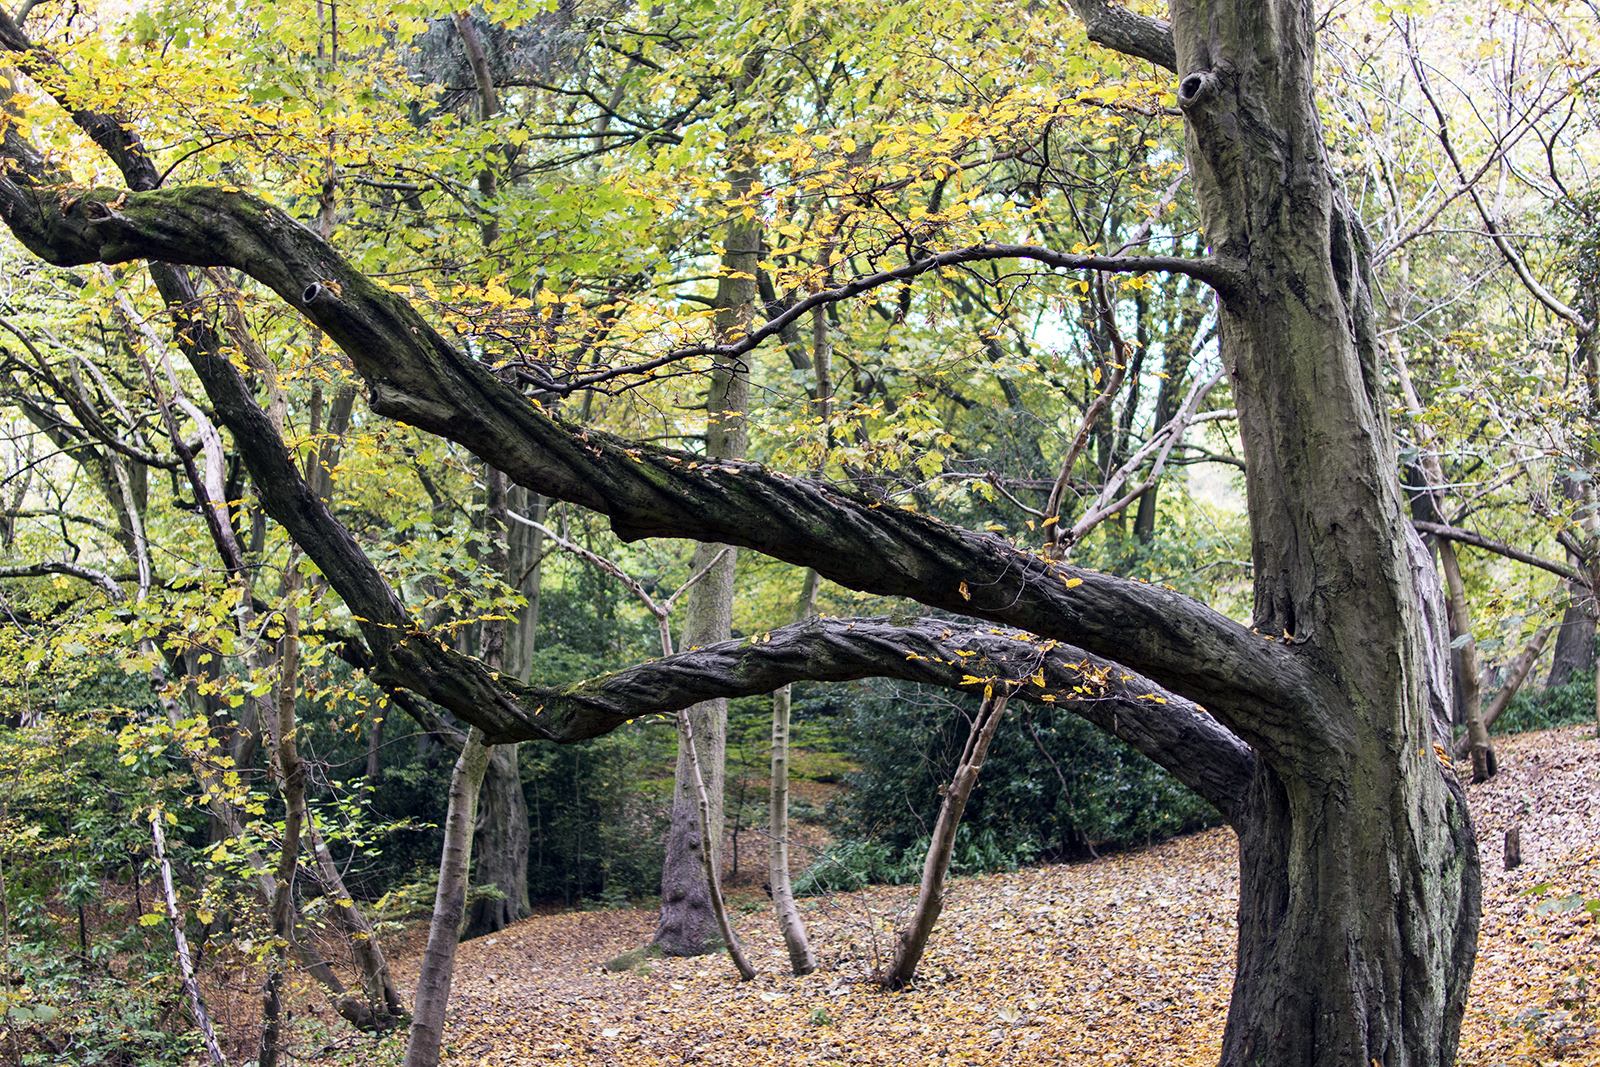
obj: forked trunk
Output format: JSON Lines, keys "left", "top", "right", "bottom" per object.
{"left": 885, "top": 692, "right": 1008, "bottom": 990}
{"left": 1168, "top": 0, "right": 1482, "bottom": 1052}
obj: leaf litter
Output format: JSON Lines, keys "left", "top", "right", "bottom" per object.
{"left": 349, "top": 726, "right": 1598, "bottom": 1066}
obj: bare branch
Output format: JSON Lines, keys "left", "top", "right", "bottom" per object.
{"left": 0, "top": 559, "right": 124, "bottom": 598}
{"left": 1411, "top": 520, "right": 1586, "bottom": 586}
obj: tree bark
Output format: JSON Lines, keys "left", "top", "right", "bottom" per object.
{"left": 885, "top": 691, "right": 1008, "bottom": 989}
{"left": 149, "top": 813, "right": 226, "bottom": 1067}
{"left": 1159, "top": 0, "right": 1483, "bottom": 1052}
{"left": 1439, "top": 542, "right": 1494, "bottom": 780}
{"left": 768, "top": 683, "right": 816, "bottom": 975}
{"left": 463, "top": 467, "right": 531, "bottom": 939}
{"left": 464, "top": 742, "right": 531, "bottom": 937}
{"left": 676, "top": 702, "right": 755, "bottom": 980}
{"left": 1461, "top": 624, "right": 1554, "bottom": 754}
{"left": 403, "top": 727, "right": 492, "bottom": 1067}
{"left": 1544, "top": 595, "right": 1594, "bottom": 690}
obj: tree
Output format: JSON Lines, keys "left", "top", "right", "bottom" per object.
{"left": 0, "top": 0, "right": 1487, "bottom": 1063}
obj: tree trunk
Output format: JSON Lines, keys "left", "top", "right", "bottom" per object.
{"left": 149, "top": 813, "right": 226, "bottom": 1067}
{"left": 1544, "top": 594, "right": 1594, "bottom": 690}
{"left": 652, "top": 156, "right": 755, "bottom": 956}
{"left": 1439, "top": 542, "right": 1494, "bottom": 780}
{"left": 464, "top": 742, "right": 531, "bottom": 937}
{"left": 677, "top": 703, "right": 756, "bottom": 980}
{"left": 304, "top": 820, "right": 407, "bottom": 1025}
{"left": 505, "top": 486, "right": 545, "bottom": 683}
{"left": 653, "top": 554, "right": 735, "bottom": 955}
{"left": 1161, "top": 0, "right": 1483, "bottom": 1054}
{"left": 1460, "top": 624, "right": 1553, "bottom": 755}
{"left": 885, "top": 692, "right": 1008, "bottom": 990}
{"left": 403, "top": 728, "right": 492, "bottom": 1067}
{"left": 768, "top": 683, "right": 816, "bottom": 975}
{"left": 462, "top": 467, "right": 532, "bottom": 939}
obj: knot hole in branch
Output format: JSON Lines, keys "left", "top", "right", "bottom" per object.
{"left": 1178, "top": 71, "right": 1216, "bottom": 109}
{"left": 303, "top": 281, "right": 338, "bottom": 305}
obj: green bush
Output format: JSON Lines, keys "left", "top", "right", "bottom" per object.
{"left": 794, "top": 825, "right": 1040, "bottom": 895}
{"left": 1495, "top": 676, "right": 1597, "bottom": 734}
{"left": 812, "top": 679, "right": 1220, "bottom": 885}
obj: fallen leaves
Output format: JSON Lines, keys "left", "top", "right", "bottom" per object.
{"left": 362, "top": 726, "right": 1598, "bottom": 1066}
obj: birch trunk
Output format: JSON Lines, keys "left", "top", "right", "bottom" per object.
{"left": 768, "top": 683, "right": 816, "bottom": 975}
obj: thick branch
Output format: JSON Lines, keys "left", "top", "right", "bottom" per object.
{"left": 501, "top": 615, "right": 1254, "bottom": 822}
{"left": 0, "top": 181, "right": 1305, "bottom": 751}
{"left": 1058, "top": 0, "right": 1176, "bottom": 72}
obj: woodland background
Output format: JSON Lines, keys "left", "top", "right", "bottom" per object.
{"left": 0, "top": 0, "right": 1598, "bottom": 1063}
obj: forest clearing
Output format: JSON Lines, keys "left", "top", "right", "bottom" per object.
{"left": 256, "top": 725, "right": 1597, "bottom": 1067}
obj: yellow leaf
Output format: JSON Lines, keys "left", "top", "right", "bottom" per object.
{"left": 1064, "top": 577, "right": 1083, "bottom": 588}
{"left": 958, "top": 581, "right": 971, "bottom": 600}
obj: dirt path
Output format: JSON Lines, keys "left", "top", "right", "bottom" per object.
{"left": 338, "top": 725, "right": 1599, "bottom": 1066}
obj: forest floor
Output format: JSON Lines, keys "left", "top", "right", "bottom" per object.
{"left": 335, "top": 725, "right": 1599, "bottom": 1066}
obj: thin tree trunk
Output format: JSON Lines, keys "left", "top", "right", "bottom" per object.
{"left": 259, "top": 583, "right": 305, "bottom": 1067}
{"left": 768, "top": 683, "right": 816, "bottom": 975}
{"left": 1458, "top": 624, "right": 1553, "bottom": 754}
{"left": 885, "top": 691, "right": 1009, "bottom": 990}
{"left": 1393, "top": 341, "right": 1493, "bottom": 779}
{"left": 305, "top": 821, "right": 407, "bottom": 1023}
{"left": 403, "top": 727, "right": 493, "bottom": 1067}
{"left": 1439, "top": 542, "right": 1494, "bottom": 780}
{"left": 149, "top": 813, "right": 226, "bottom": 1067}
{"left": 677, "top": 705, "right": 756, "bottom": 981}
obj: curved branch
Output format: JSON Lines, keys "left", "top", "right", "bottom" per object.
{"left": 0, "top": 181, "right": 1308, "bottom": 753}
{"left": 1411, "top": 520, "right": 1586, "bottom": 587}
{"left": 499, "top": 615, "right": 1255, "bottom": 822}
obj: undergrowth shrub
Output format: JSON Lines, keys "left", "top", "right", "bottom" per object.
{"left": 1495, "top": 676, "right": 1597, "bottom": 734}
{"left": 806, "top": 680, "right": 1220, "bottom": 887}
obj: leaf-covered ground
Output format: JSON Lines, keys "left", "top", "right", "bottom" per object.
{"left": 346, "top": 726, "right": 1599, "bottom": 1066}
